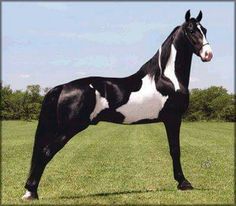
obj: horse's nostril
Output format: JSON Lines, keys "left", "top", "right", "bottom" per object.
{"left": 209, "top": 52, "right": 213, "bottom": 59}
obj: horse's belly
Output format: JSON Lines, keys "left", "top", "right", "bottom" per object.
{"left": 116, "top": 76, "right": 168, "bottom": 124}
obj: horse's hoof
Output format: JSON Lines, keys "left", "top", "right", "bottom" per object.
{"left": 177, "top": 180, "right": 193, "bottom": 190}
{"left": 21, "top": 190, "right": 39, "bottom": 201}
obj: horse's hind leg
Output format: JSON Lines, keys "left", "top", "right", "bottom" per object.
{"left": 22, "top": 120, "right": 89, "bottom": 200}
{"left": 22, "top": 85, "right": 95, "bottom": 200}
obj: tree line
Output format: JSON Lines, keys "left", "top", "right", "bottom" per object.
{"left": 0, "top": 84, "right": 235, "bottom": 121}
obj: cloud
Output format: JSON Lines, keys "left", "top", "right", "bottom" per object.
{"left": 3, "top": 36, "right": 31, "bottom": 50}
{"left": 27, "top": 21, "right": 171, "bottom": 46}
{"left": 27, "top": 30, "right": 145, "bottom": 45}
{"left": 50, "top": 59, "right": 71, "bottom": 66}
{"left": 66, "top": 22, "right": 170, "bottom": 45}
{"left": 73, "top": 55, "right": 116, "bottom": 69}
{"left": 19, "top": 74, "right": 30, "bottom": 78}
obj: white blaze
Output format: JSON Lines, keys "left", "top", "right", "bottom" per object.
{"left": 197, "top": 25, "right": 208, "bottom": 45}
{"left": 116, "top": 75, "right": 168, "bottom": 123}
{"left": 197, "top": 25, "right": 213, "bottom": 61}
{"left": 164, "top": 44, "right": 180, "bottom": 91}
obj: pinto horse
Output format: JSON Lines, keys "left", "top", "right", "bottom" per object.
{"left": 22, "top": 10, "right": 213, "bottom": 200}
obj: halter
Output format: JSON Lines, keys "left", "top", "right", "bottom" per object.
{"left": 184, "top": 30, "right": 210, "bottom": 55}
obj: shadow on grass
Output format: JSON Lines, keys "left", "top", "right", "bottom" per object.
{"left": 59, "top": 188, "right": 173, "bottom": 200}
{"left": 59, "top": 187, "right": 216, "bottom": 200}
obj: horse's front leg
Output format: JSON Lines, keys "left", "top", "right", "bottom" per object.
{"left": 163, "top": 113, "right": 193, "bottom": 190}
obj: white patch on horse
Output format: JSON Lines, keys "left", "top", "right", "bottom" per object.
{"left": 89, "top": 84, "right": 94, "bottom": 88}
{"left": 22, "top": 190, "right": 33, "bottom": 200}
{"left": 197, "top": 25, "right": 208, "bottom": 45}
{"left": 164, "top": 44, "right": 180, "bottom": 91}
{"left": 90, "top": 90, "right": 109, "bottom": 120}
{"left": 116, "top": 75, "right": 168, "bottom": 123}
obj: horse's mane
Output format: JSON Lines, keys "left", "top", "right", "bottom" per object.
{"left": 160, "top": 26, "right": 180, "bottom": 70}
{"left": 134, "top": 26, "right": 180, "bottom": 78}
{"left": 162, "top": 26, "right": 180, "bottom": 46}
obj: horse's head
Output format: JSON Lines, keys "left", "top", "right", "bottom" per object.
{"left": 182, "top": 10, "right": 213, "bottom": 62}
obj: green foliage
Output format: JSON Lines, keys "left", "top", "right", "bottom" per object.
{"left": 0, "top": 84, "right": 235, "bottom": 121}
{"left": 219, "top": 104, "right": 235, "bottom": 122}
{"left": 0, "top": 84, "right": 43, "bottom": 121}
{"left": 184, "top": 86, "right": 235, "bottom": 122}
{"left": 21, "top": 85, "right": 44, "bottom": 120}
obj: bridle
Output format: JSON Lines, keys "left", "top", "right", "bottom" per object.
{"left": 184, "top": 29, "right": 210, "bottom": 55}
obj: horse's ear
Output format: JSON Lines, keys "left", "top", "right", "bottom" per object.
{"left": 185, "top": 10, "right": 191, "bottom": 21}
{"left": 196, "top": 10, "right": 202, "bottom": 22}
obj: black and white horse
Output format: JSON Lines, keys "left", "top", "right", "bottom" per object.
{"left": 22, "top": 10, "right": 213, "bottom": 200}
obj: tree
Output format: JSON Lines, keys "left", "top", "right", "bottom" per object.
{"left": 21, "top": 85, "right": 43, "bottom": 120}
{"left": 184, "top": 86, "right": 235, "bottom": 121}
{"left": 0, "top": 84, "right": 43, "bottom": 120}
{"left": 0, "top": 85, "right": 14, "bottom": 119}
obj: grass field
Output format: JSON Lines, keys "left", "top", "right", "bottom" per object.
{"left": 1, "top": 121, "right": 234, "bottom": 205}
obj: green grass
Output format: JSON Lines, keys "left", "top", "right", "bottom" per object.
{"left": 1, "top": 121, "right": 234, "bottom": 205}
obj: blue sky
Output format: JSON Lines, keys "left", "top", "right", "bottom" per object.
{"left": 2, "top": 2, "right": 235, "bottom": 93}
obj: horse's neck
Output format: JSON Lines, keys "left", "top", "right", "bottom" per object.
{"left": 161, "top": 36, "right": 193, "bottom": 89}
{"left": 175, "top": 44, "right": 193, "bottom": 89}
{"left": 133, "top": 35, "right": 193, "bottom": 90}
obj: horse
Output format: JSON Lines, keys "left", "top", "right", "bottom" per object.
{"left": 22, "top": 10, "right": 213, "bottom": 200}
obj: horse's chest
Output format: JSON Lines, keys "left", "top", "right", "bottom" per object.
{"left": 116, "top": 75, "right": 168, "bottom": 123}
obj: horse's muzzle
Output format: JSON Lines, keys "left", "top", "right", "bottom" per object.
{"left": 200, "top": 44, "right": 213, "bottom": 62}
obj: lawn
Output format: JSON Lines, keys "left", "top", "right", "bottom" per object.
{"left": 1, "top": 121, "right": 234, "bottom": 205}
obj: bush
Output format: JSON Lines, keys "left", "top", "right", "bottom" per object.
{"left": 184, "top": 86, "right": 235, "bottom": 122}
{"left": 0, "top": 84, "right": 43, "bottom": 121}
